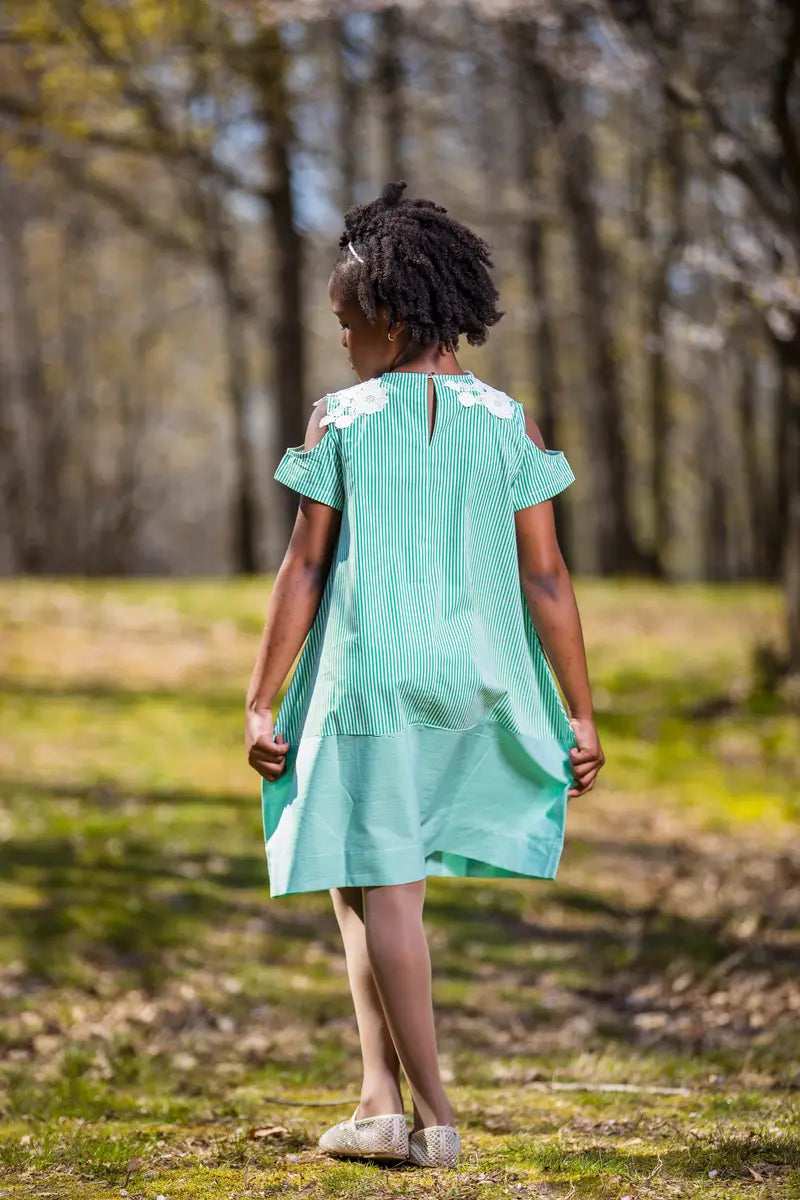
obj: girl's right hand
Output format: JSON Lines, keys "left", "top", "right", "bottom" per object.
{"left": 567, "top": 717, "right": 604, "bottom": 798}
{"left": 246, "top": 707, "right": 290, "bottom": 783}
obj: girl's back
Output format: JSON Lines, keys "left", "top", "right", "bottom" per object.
{"left": 265, "top": 367, "right": 578, "bottom": 898}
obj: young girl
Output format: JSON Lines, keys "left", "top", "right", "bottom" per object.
{"left": 245, "top": 181, "right": 604, "bottom": 1169}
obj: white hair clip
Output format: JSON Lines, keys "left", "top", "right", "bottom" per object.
{"left": 347, "top": 241, "right": 364, "bottom": 264}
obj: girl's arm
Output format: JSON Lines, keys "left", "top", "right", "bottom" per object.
{"left": 514, "top": 413, "right": 604, "bottom": 797}
{"left": 246, "top": 406, "right": 342, "bottom": 781}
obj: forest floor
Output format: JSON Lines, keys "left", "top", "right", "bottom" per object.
{"left": 0, "top": 577, "right": 798, "bottom": 1199}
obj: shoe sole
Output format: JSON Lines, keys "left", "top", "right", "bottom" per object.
{"left": 322, "top": 1147, "right": 409, "bottom": 1159}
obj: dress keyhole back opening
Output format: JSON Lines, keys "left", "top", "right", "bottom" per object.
{"left": 427, "top": 374, "right": 438, "bottom": 447}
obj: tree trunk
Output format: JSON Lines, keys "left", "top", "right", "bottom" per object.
{"left": 375, "top": 5, "right": 404, "bottom": 183}
{"left": 253, "top": 27, "right": 307, "bottom": 549}
{"left": 208, "top": 223, "right": 259, "bottom": 575}
{"left": 737, "top": 336, "right": 766, "bottom": 578}
{"left": 331, "top": 16, "right": 360, "bottom": 210}
{"left": 702, "top": 367, "right": 730, "bottom": 582}
{"left": 775, "top": 349, "right": 800, "bottom": 672}
{"left": 535, "top": 59, "right": 644, "bottom": 574}
{"left": 58, "top": 208, "right": 96, "bottom": 572}
{"left": 0, "top": 177, "right": 28, "bottom": 574}
{"left": 786, "top": 398, "right": 800, "bottom": 672}
{"left": 507, "top": 21, "right": 570, "bottom": 556}
{"left": 0, "top": 182, "right": 58, "bottom": 572}
{"left": 646, "top": 104, "right": 687, "bottom": 578}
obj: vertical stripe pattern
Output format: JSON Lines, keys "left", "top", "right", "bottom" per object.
{"left": 271, "top": 372, "right": 576, "bottom": 751}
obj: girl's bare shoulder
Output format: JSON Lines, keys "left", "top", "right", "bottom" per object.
{"left": 520, "top": 408, "right": 548, "bottom": 451}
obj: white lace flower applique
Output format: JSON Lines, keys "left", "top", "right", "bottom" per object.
{"left": 439, "top": 373, "right": 515, "bottom": 419}
{"left": 314, "top": 378, "right": 390, "bottom": 429}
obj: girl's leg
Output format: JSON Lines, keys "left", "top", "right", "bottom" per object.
{"left": 361, "top": 878, "right": 456, "bottom": 1132}
{"left": 329, "top": 885, "right": 404, "bottom": 1117}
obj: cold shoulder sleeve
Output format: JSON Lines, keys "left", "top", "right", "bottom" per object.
{"left": 511, "top": 408, "right": 575, "bottom": 511}
{"left": 274, "top": 409, "right": 345, "bottom": 511}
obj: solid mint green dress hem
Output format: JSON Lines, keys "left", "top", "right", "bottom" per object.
{"left": 261, "top": 717, "right": 573, "bottom": 899}
{"left": 262, "top": 837, "right": 565, "bottom": 899}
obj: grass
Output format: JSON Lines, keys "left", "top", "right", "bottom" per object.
{"left": 0, "top": 576, "right": 798, "bottom": 1198}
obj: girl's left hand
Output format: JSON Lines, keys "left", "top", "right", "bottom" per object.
{"left": 246, "top": 707, "right": 290, "bottom": 782}
{"left": 567, "top": 716, "right": 604, "bottom": 798}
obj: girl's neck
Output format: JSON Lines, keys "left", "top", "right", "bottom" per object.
{"left": 387, "top": 340, "right": 463, "bottom": 375}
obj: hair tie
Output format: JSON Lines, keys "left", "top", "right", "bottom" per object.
{"left": 347, "top": 242, "right": 365, "bottom": 264}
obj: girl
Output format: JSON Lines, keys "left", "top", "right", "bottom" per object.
{"left": 245, "top": 181, "right": 604, "bottom": 1169}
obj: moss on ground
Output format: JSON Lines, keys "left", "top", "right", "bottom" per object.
{"left": 0, "top": 578, "right": 798, "bottom": 1198}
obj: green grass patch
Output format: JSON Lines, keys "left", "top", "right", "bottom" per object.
{"left": 0, "top": 577, "right": 798, "bottom": 1198}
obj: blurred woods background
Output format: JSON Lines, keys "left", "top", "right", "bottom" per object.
{"left": 0, "top": 1, "right": 797, "bottom": 670}
{"left": 1, "top": 9, "right": 799, "bottom": 1188}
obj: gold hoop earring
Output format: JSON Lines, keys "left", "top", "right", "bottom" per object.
{"left": 387, "top": 330, "right": 398, "bottom": 342}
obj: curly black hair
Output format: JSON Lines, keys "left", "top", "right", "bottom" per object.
{"left": 331, "top": 180, "right": 503, "bottom": 350}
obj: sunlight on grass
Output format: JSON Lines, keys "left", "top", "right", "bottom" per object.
{"left": 1, "top": 578, "right": 798, "bottom": 1198}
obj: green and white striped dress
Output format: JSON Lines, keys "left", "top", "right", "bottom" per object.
{"left": 263, "top": 370, "right": 577, "bottom": 898}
